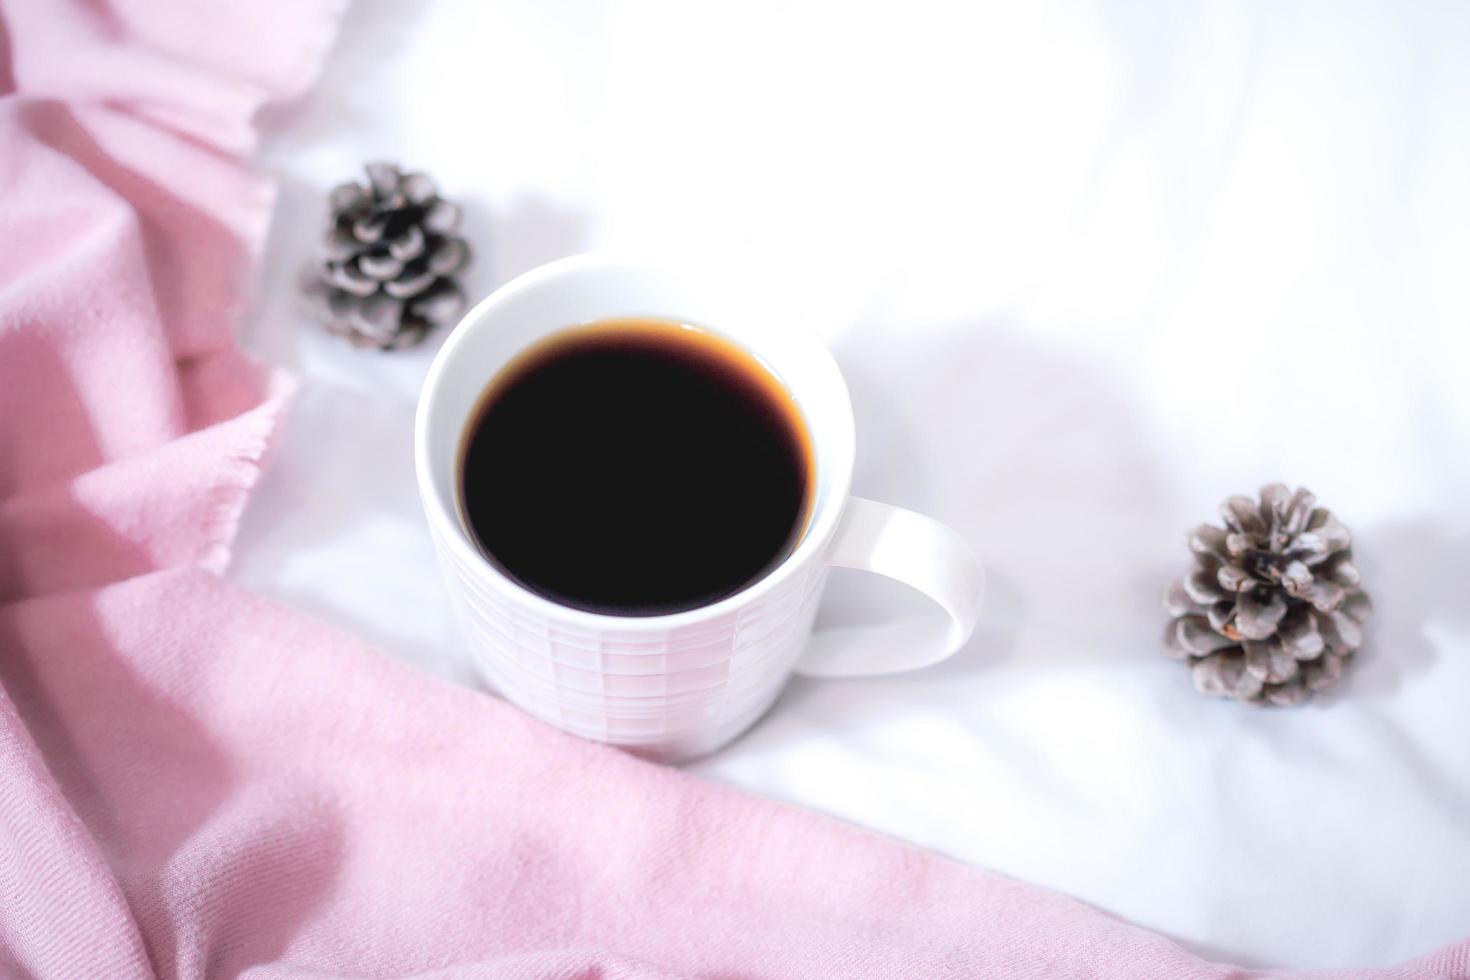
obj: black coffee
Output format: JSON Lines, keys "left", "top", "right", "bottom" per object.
{"left": 459, "top": 317, "right": 813, "bottom": 616}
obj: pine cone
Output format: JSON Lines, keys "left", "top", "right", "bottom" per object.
{"left": 1163, "top": 484, "right": 1372, "bottom": 705}
{"left": 302, "top": 162, "right": 470, "bottom": 350}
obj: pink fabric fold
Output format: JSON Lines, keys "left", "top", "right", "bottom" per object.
{"left": 0, "top": 1, "right": 1466, "bottom": 978}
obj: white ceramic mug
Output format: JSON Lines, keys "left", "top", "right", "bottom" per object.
{"left": 415, "top": 255, "right": 984, "bottom": 762}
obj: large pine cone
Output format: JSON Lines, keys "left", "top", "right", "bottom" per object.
{"left": 1164, "top": 484, "right": 1371, "bottom": 705}
{"left": 303, "top": 162, "right": 470, "bottom": 350}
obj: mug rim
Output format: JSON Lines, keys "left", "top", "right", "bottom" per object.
{"left": 414, "top": 253, "right": 856, "bottom": 633}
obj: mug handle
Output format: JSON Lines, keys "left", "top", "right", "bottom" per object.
{"left": 795, "top": 496, "right": 985, "bottom": 678}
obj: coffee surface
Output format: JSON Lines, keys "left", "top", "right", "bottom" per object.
{"left": 459, "top": 317, "right": 813, "bottom": 616}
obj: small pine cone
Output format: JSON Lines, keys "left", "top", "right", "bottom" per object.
{"left": 302, "top": 162, "right": 470, "bottom": 350}
{"left": 1163, "top": 484, "right": 1372, "bottom": 705}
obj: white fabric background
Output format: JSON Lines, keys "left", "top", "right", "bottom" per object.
{"left": 233, "top": 0, "right": 1470, "bottom": 969}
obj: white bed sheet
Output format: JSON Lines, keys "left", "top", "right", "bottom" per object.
{"left": 232, "top": 0, "right": 1470, "bottom": 969}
